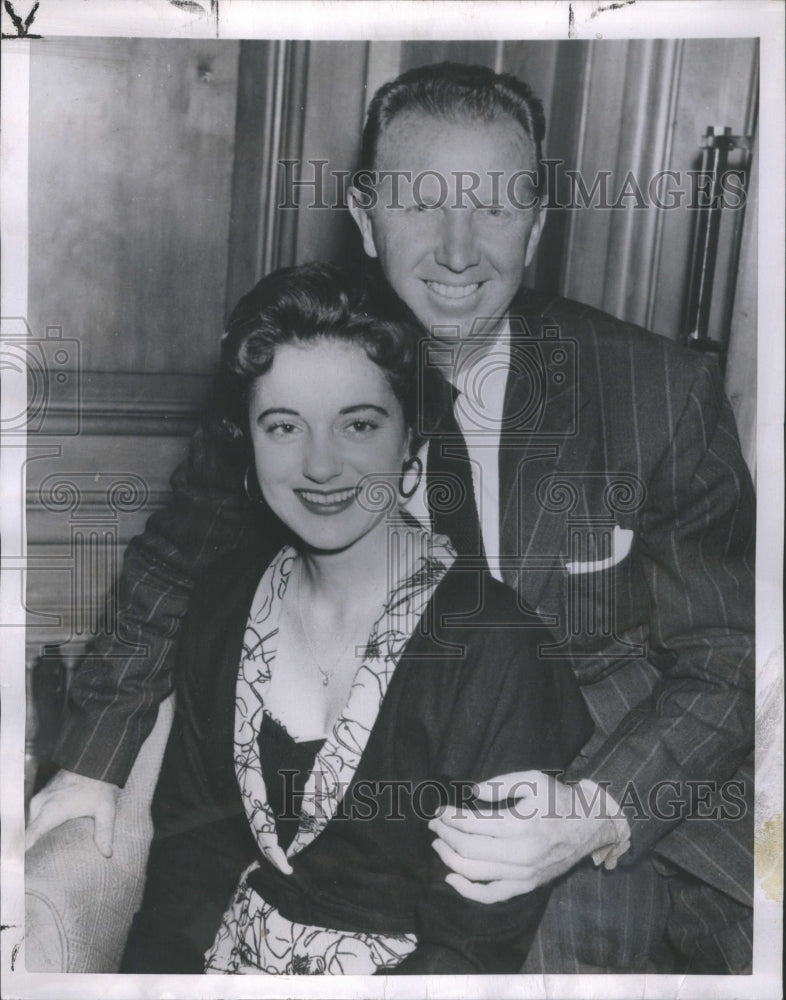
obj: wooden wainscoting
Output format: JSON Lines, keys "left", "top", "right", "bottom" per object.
{"left": 24, "top": 371, "right": 210, "bottom": 796}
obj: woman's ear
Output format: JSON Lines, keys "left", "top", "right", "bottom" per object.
{"left": 405, "top": 425, "right": 414, "bottom": 456}
{"left": 403, "top": 425, "right": 423, "bottom": 467}
{"left": 398, "top": 440, "right": 423, "bottom": 502}
{"left": 348, "top": 187, "right": 379, "bottom": 260}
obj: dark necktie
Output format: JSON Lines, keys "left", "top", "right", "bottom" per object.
{"left": 427, "top": 389, "right": 486, "bottom": 561}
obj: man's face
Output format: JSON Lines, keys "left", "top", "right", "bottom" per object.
{"left": 350, "top": 111, "right": 545, "bottom": 344}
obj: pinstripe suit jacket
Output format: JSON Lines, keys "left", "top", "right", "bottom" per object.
{"left": 55, "top": 288, "right": 755, "bottom": 907}
{"left": 495, "top": 289, "right": 754, "bottom": 907}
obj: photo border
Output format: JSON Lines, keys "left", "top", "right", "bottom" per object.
{"left": 2, "top": 3, "right": 783, "bottom": 998}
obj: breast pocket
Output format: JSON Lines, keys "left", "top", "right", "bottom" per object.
{"left": 542, "top": 536, "right": 651, "bottom": 672}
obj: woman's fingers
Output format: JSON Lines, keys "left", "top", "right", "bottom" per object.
{"left": 264, "top": 843, "right": 294, "bottom": 875}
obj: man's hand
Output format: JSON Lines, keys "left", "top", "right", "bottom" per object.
{"left": 26, "top": 769, "right": 120, "bottom": 858}
{"left": 428, "top": 770, "right": 630, "bottom": 903}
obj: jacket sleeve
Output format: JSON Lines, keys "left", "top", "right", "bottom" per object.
{"left": 574, "top": 357, "right": 755, "bottom": 862}
{"left": 53, "top": 415, "right": 264, "bottom": 786}
{"left": 392, "top": 621, "right": 593, "bottom": 974}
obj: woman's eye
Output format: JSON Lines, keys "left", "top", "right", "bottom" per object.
{"left": 266, "top": 422, "right": 299, "bottom": 437}
{"left": 346, "top": 419, "right": 378, "bottom": 434}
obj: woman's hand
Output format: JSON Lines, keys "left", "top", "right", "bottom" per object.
{"left": 26, "top": 769, "right": 120, "bottom": 858}
{"left": 427, "top": 770, "right": 630, "bottom": 903}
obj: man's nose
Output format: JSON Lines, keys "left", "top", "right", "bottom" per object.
{"left": 302, "top": 431, "right": 342, "bottom": 482}
{"left": 434, "top": 210, "right": 480, "bottom": 272}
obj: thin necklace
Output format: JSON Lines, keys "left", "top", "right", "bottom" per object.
{"left": 296, "top": 561, "right": 364, "bottom": 686}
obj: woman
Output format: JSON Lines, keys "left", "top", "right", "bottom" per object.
{"left": 121, "top": 263, "right": 592, "bottom": 975}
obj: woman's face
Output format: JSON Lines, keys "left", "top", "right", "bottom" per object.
{"left": 249, "top": 338, "right": 411, "bottom": 553}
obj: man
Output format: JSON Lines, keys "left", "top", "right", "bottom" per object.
{"left": 27, "top": 63, "right": 755, "bottom": 973}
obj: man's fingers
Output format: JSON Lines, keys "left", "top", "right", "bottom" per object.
{"left": 471, "top": 771, "right": 546, "bottom": 805}
{"left": 92, "top": 797, "right": 117, "bottom": 858}
{"left": 27, "top": 795, "right": 43, "bottom": 826}
{"left": 25, "top": 801, "right": 68, "bottom": 851}
{"left": 430, "top": 807, "right": 529, "bottom": 838}
{"left": 428, "top": 817, "right": 531, "bottom": 865}
{"left": 25, "top": 771, "right": 121, "bottom": 857}
{"left": 444, "top": 872, "right": 538, "bottom": 903}
{"left": 26, "top": 784, "right": 59, "bottom": 827}
{"left": 25, "top": 816, "right": 49, "bottom": 852}
{"left": 431, "top": 836, "right": 536, "bottom": 882}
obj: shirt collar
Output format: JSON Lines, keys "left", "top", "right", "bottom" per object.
{"left": 452, "top": 320, "right": 511, "bottom": 429}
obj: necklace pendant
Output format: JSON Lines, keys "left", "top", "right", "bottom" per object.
{"left": 321, "top": 672, "right": 330, "bottom": 686}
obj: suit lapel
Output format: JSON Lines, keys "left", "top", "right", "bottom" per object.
{"left": 498, "top": 295, "right": 594, "bottom": 612}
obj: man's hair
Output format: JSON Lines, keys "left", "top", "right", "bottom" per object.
{"left": 218, "top": 262, "right": 429, "bottom": 451}
{"left": 360, "top": 62, "right": 547, "bottom": 191}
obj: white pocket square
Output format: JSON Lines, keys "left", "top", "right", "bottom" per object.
{"left": 565, "top": 526, "right": 634, "bottom": 575}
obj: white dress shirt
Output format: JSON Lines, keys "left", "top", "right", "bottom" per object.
{"left": 405, "top": 326, "right": 629, "bottom": 857}
{"left": 406, "top": 324, "right": 510, "bottom": 583}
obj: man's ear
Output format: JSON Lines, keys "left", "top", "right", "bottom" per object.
{"left": 524, "top": 201, "right": 547, "bottom": 268}
{"left": 348, "top": 186, "right": 379, "bottom": 259}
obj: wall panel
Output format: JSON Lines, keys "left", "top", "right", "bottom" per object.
{"left": 26, "top": 39, "right": 237, "bottom": 671}
{"left": 29, "top": 38, "right": 240, "bottom": 374}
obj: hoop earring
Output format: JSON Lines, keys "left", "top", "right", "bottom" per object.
{"left": 243, "top": 464, "right": 261, "bottom": 504}
{"left": 398, "top": 455, "right": 423, "bottom": 500}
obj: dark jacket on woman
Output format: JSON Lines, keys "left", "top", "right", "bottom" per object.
{"left": 122, "top": 538, "right": 592, "bottom": 975}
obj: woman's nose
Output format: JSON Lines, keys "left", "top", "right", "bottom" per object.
{"left": 302, "top": 433, "right": 342, "bottom": 482}
{"left": 434, "top": 210, "right": 481, "bottom": 272}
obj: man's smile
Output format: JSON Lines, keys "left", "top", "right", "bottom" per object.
{"left": 423, "top": 279, "right": 483, "bottom": 300}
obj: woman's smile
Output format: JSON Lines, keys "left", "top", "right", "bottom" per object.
{"left": 295, "top": 486, "right": 359, "bottom": 515}
{"left": 249, "top": 340, "right": 410, "bottom": 553}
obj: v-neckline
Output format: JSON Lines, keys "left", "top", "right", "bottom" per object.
{"left": 232, "top": 536, "right": 455, "bottom": 869}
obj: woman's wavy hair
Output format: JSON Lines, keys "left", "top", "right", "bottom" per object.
{"left": 218, "top": 263, "right": 439, "bottom": 454}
